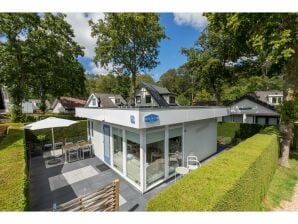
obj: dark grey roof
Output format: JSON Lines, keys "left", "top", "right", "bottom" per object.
{"left": 253, "top": 90, "right": 283, "bottom": 103}
{"left": 139, "top": 81, "right": 169, "bottom": 107}
{"left": 90, "top": 93, "right": 126, "bottom": 108}
{"left": 142, "top": 82, "right": 170, "bottom": 95}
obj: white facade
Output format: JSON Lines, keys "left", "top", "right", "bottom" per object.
{"left": 135, "top": 87, "right": 159, "bottom": 107}
{"left": 52, "top": 102, "right": 66, "bottom": 113}
{"left": 224, "top": 98, "right": 279, "bottom": 125}
{"left": 22, "top": 102, "right": 34, "bottom": 113}
{"left": 76, "top": 106, "right": 228, "bottom": 193}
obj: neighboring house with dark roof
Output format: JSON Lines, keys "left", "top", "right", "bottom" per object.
{"left": 222, "top": 90, "right": 283, "bottom": 125}
{"left": 135, "top": 81, "right": 177, "bottom": 107}
{"left": 85, "top": 93, "right": 126, "bottom": 108}
{"left": 51, "top": 96, "right": 87, "bottom": 113}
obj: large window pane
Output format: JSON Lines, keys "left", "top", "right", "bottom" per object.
{"left": 168, "top": 128, "right": 182, "bottom": 175}
{"left": 146, "top": 130, "right": 165, "bottom": 187}
{"left": 113, "top": 127, "right": 123, "bottom": 172}
{"left": 126, "top": 131, "right": 140, "bottom": 185}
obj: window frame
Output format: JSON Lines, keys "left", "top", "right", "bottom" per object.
{"left": 145, "top": 95, "right": 152, "bottom": 104}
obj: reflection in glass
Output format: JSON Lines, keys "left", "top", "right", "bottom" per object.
{"left": 146, "top": 130, "right": 165, "bottom": 187}
{"left": 126, "top": 131, "right": 140, "bottom": 185}
{"left": 113, "top": 127, "right": 123, "bottom": 172}
{"left": 168, "top": 128, "right": 182, "bottom": 175}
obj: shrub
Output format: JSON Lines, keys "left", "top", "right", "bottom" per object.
{"left": 217, "top": 122, "right": 269, "bottom": 145}
{"left": 0, "top": 123, "right": 29, "bottom": 211}
{"left": 25, "top": 120, "right": 87, "bottom": 147}
{"left": 146, "top": 126, "right": 279, "bottom": 211}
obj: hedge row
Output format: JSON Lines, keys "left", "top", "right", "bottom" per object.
{"left": 0, "top": 123, "right": 29, "bottom": 211}
{"left": 26, "top": 120, "right": 87, "bottom": 145}
{"left": 217, "top": 122, "right": 269, "bottom": 145}
{"left": 21, "top": 112, "right": 85, "bottom": 123}
{"left": 146, "top": 126, "right": 279, "bottom": 211}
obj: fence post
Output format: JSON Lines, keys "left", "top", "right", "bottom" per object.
{"left": 113, "top": 179, "right": 120, "bottom": 211}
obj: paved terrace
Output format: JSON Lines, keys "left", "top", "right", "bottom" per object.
{"left": 29, "top": 151, "right": 175, "bottom": 211}
{"left": 29, "top": 145, "right": 228, "bottom": 211}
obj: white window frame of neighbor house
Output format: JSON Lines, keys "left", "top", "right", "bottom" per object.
{"left": 136, "top": 96, "right": 141, "bottom": 104}
{"left": 145, "top": 95, "right": 152, "bottom": 104}
{"left": 169, "top": 96, "right": 175, "bottom": 104}
{"left": 91, "top": 97, "right": 97, "bottom": 106}
{"left": 115, "top": 98, "right": 120, "bottom": 104}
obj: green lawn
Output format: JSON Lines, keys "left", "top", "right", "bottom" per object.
{"left": 261, "top": 152, "right": 298, "bottom": 210}
{"left": 0, "top": 123, "right": 29, "bottom": 211}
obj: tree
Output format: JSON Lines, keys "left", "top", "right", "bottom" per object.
{"left": 0, "top": 13, "right": 40, "bottom": 121}
{"left": 206, "top": 13, "right": 298, "bottom": 167}
{"left": 26, "top": 13, "right": 86, "bottom": 112}
{"left": 0, "top": 13, "right": 86, "bottom": 119}
{"left": 90, "top": 13, "right": 166, "bottom": 100}
{"left": 181, "top": 24, "right": 234, "bottom": 103}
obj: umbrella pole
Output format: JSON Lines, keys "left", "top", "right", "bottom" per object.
{"left": 52, "top": 128, "right": 55, "bottom": 150}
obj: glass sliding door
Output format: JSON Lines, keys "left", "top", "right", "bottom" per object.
{"left": 112, "top": 127, "right": 123, "bottom": 172}
{"left": 126, "top": 131, "right": 140, "bottom": 185}
{"left": 168, "top": 127, "right": 182, "bottom": 175}
{"left": 146, "top": 130, "right": 165, "bottom": 187}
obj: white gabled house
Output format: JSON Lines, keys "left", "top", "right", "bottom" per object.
{"left": 76, "top": 103, "right": 229, "bottom": 193}
{"left": 222, "top": 91, "right": 282, "bottom": 125}
{"left": 85, "top": 93, "right": 126, "bottom": 108}
{"left": 135, "top": 81, "right": 177, "bottom": 107}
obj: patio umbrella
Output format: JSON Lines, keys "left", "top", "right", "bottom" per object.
{"left": 24, "top": 117, "right": 78, "bottom": 156}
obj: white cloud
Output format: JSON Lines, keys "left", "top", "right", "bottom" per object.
{"left": 173, "top": 13, "right": 208, "bottom": 30}
{"left": 87, "top": 61, "right": 112, "bottom": 75}
{"left": 65, "top": 13, "right": 104, "bottom": 59}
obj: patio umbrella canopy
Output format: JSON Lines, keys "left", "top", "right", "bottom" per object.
{"left": 24, "top": 117, "right": 79, "bottom": 150}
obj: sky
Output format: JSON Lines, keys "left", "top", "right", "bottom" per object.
{"left": 65, "top": 13, "right": 208, "bottom": 81}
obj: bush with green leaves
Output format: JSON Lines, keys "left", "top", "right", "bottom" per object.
{"left": 0, "top": 123, "right": 29, "bottom": 211}
{"left": 217, "top": 122, "right": 270, "bottom": 145}
{"left": 25, "top": 120, "right": 87, "bottom": 147}
{"left": 146, "top": 126, "right": 279, "bottom": 211}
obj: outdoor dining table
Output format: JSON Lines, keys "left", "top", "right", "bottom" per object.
{"left": 63, "top": 142, "right": 93, "bottom": 163}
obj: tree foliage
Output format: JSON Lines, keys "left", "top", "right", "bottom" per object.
{"left": 0, "top": 13, "right": 86, "bottom": 120}
{"left": 90, "top": 13, "right": 166, "bottom": 96}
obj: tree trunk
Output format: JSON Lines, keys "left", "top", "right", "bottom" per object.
{"left": 40, "top": 88, "right": 47, "bottom": 113}
{"left": 279, "top": 88, "right": 295, "bottom": 167}
{"left": 279, "top": 123, "right": 293, "bottom": 167}
{"left": 131, "top": 72, "right": 136, "bottom": 106}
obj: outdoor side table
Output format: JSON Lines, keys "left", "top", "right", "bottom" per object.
{"left": 175, "top": 166, "right": 189, "bottom": 182}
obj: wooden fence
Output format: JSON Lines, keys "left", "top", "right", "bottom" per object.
{"left": 54, "top": 179, "right": 120, "bottom": 211}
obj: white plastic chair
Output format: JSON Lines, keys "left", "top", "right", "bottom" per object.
{"left": 186, "top": 155, "right": 201, "bottom": 171}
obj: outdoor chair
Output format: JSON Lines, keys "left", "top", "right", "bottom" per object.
{"left": 68, "top": 147, "right": 79, "bottom": 162}
{"left": 186, "top": 155, "right": 201, "bottom": 171}
{"left": 81, "top": 144, "right": 92, "bottom": 160}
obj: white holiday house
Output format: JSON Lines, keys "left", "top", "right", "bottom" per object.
{"left": 75, "top": 105, "right": 228, "bottom": 193}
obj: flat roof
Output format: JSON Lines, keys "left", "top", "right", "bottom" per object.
{"left": 76, "top": 106, "right": 229, "bottom": 129}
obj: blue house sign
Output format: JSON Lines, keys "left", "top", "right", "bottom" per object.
{"left": 144, "top": 114, "right": 159, "bottom": 123}
{"left": 130, "top": 115, "right": 135, "bottom": 124}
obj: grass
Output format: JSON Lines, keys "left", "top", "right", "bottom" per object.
{"left": 0, "top": 123, "right": 29, "bottom": 211}
{"left": 261, "top": 152, "right": 298, "bottom": 210}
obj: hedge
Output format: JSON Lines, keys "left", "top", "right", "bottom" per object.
{"left": 146, "top": 126, "right": 279, "bottom": 211}
{"left": 0, "top": 123, "right": 29, "bottom": 211}
{"left": 25, "top": 120, "right": 87, "bottom": 146}
{"left": 217, "top": 122, "right": 269, "bottom": 145}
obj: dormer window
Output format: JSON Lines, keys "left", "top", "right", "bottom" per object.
{"left": 136, "top": 96, "right": 141, "bottom": 104}
{"left": 115, "top": 98, "right": 120, "bottom": 104}
{"left": 91, "top": 98, "right": 96, "bottom": 106}
{"left": 169, "top": 96, "right": 175, "bottom": 104}
{"left": 272, "top": 97, "right": 277, "bottom": 104}
{"left": 145, "top": 95, "right": 151, "bottom": 104}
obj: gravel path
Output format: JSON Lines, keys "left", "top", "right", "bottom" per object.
{"left": 274, "top": 183, "right": 298, "bottom": 211}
